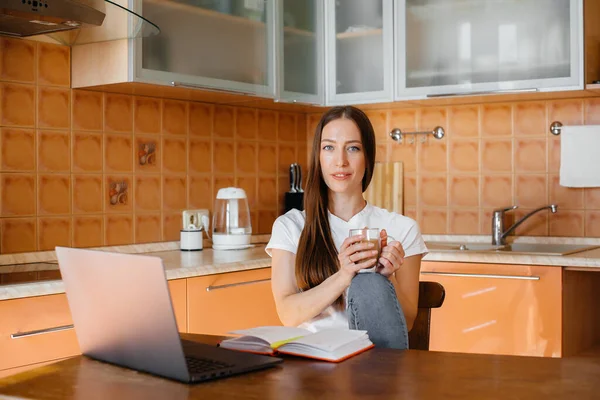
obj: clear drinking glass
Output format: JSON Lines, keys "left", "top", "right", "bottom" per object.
{"left": 349, "top": 228, "right": 381, "bottom": 272}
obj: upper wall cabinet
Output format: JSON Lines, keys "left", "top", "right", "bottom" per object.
{"left": 72, "top": 0, "right": 584, "bottom": 105}
{"left": 395, "top": 0, "right": 584, "bottom": 99}
{"left": 138, "top": 0, "right": 275, "bottom": 96}
{"left": 72, "top": 0, "right": 276, "bottom": 97}
{"left": 325, "top": 0, "right": 395, "bottom": 105}
{"left": 276, "top": 0, "right": 324, "bottom": 104}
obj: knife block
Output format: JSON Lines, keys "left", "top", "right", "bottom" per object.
{"left": 284, "top": 192, "right": 304, "bottom": 213}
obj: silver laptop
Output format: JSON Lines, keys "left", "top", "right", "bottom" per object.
{"left": 55, "top": 247, "right": 282, "bottom": 383}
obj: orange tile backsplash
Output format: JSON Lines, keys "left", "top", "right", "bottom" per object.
{"left": 134, "top": 96, "right": 162, "bottom": 135}
{"left": 104, "top": 93, "right": 133, "bottom": 133}
{"left": 72, "top": 215, "right": 103, "bottom": 248}
{"left": 72, "top": 175, "right": 103, "bottom": 214}
{"left": 38, "top": 86, "right": 70, "bottom": 129}
{"left": 38, "top": 174, "right": 70, "bottom": 215}
{"left": 0, "top": 38, "right": 35, "bottom": 84}
{"left": 320, "top": 98, "right": 600, "bottom": 237}
{"left": 3, "top": 37, "right": 600, "bottom": 253}
{"left": 0, "top": 38, "right": 308, "bottom": 253}
{"left": 38, "top": 130, "right": 70, "bottom": 172}
{"left": 38, "top": 216, "right": 71, "bottom": 250}
{"left": 162, "top": 100, "right": 188, "bottom": 136}
{"left": 37, "top": 42, "right": 70, "bottom": 87}
{"left": 72, "top": 90, "right": 103, "bottom": 131}
{"left": 1, "top": 83, "right": 35, "bottom": 127}
{"left": 1, "top": 128, "right": 35, "bottom": 171}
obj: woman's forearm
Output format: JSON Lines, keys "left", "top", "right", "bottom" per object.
{"left": 389, "top": 255, "right": 422, "bottom": 331}
{"left": 396, "top": 290, "right": 418, "bottom": 331}
{"left": 276, "top": 271, "right": 351, "bottom": 327}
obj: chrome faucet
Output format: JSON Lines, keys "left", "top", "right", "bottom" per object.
{"left": 491, "top": 204, "right": 558, "bottom": 246}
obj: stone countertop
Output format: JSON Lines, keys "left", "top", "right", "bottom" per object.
{"left": 421, "top": 235, "right": 600, "bottom": 268}
{"left": 0, "top": 246, "right": 271, "bottom": 301}
{"left": 3, "top": 234, "right": 600, "bottom": 301}
{"left": 423, "top": 246, "right": 600, "bottom": 267}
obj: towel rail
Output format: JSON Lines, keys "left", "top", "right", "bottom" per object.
{"left": 389, "top": 126, "right": 445, "bottom": 144}
{"left": 550, "top": 121, "right": 562, "bottom": 135}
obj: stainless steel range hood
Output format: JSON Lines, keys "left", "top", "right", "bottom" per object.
{"left": 0, "top": 0, "right": 105, "bottom": 37}
{"left": 0, "top": 0, "right": 159, "bottom": 45}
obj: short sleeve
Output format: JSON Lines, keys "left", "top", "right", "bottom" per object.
{"left": 397, "top": 218, "right": 428, "bottom": 258}
{"left": 265, "top": 215, "right": 300, "bottom": 257}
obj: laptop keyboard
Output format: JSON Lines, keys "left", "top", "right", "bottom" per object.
{"left": 185, "top": 356, "right": 234, "bottom": 374}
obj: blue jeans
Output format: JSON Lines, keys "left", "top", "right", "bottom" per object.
{"left": 346, "top": 273, "right": 409, "bottom": 349}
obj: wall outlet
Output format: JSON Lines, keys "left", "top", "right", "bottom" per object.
{"left": 182, "top": 209, "right": 210, "bottom": 231}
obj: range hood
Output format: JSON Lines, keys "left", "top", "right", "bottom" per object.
{"left": 0, "top": 0, "right": 159, "bottom": 45}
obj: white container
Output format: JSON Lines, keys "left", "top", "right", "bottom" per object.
{"left": 180, "top": 229, "right": 203, "bottom": 251}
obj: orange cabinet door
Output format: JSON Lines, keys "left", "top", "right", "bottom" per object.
{"left": 0, "top": 294, "right": 80, "bottom": 371}
{"left": 168, "top": 279, "right": 187, "bottom": 333}
{"left": 0, "top": 281, "right": 186, "bottom": 374}
{"left": 188, "top": 268, "right": 282, "bottom": 335}
{"left": 421, "top": 262, "right": 562, "bottom": 357}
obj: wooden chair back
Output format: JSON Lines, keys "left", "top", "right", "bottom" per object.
{"left": 408, "top": 281, "right": 445, "bottom": 351}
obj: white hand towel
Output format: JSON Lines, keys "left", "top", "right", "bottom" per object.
{"left": 559, "top": 125, "right": 600, "bottom": 188}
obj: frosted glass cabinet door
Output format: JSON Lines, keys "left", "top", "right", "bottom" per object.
{"left": 396, "top": 0, "right": 583, "bottom": 99}
{"left": 276, "top": 0, "right": 324, "bottom": 104}
{"left": 325, "top": 0, "right": 394, "bottom": 105}
{"left": 135, "top": 0, "right": 275, "bottom": 97}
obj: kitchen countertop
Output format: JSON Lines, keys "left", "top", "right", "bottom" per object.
{"left": 0, "top": 245, "right": 271, "bottom": 301}
{"left": 2, "top": 235, "right": 600, "bottom": 301}
{"left": 421, "top": 234, "right": 600, "bottom": 267}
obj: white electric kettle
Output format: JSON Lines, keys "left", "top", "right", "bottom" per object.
{"left": 212, "top": 187, "right": 252, "bottom": 250}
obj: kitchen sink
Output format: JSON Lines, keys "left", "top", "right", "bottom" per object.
{"left": 425, "top": 243, "right": 502, "bottom": 252}
{"left": 425, "top": 241, "right": 600, "bottom": 256}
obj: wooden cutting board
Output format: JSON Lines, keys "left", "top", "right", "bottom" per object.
{"left": 364, "top": 161, "right": 404, "bottom": 215}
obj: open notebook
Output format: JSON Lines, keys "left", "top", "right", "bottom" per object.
{"left": 219, "top": 326, "right": 374, "bottom": 363}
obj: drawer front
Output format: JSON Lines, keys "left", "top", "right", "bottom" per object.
{"left": 168, "top": 279, "right": 187, "bottom": 333}
{"left": 0, "top": 294, "right": 80, "bottom": 371}
{"left": 188, "top": 268, "right": 282, "bottom": 335}
{"left": 421, "top": 262, "right": 562, "bottom": 357}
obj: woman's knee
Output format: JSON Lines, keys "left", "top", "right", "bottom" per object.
{"left": 347, "top": 273, "right": 400, "bottom": 308}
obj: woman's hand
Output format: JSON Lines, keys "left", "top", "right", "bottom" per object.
{"left": 376, "top": 229, "right": 405, "bottom": 277}
{"left": 337, "top": 234, "right": 379, "bottom": 283}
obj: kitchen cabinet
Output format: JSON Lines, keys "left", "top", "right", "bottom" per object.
{"left": 72, "top": 0, "right": 587, "bottom": 105}
{"left": 421, "top": 262, "right": 562, "bottom": 357}
{"left": 138, "top": 0, "right": 274, "bottom": 96}
{"left": 325, "top": 0, "right": 394, "bottom": 105}
{"left": 395, "top": 0, "right": 583, "bottom": 99}
{"left": 0, "top": 294, "right": 80, "bottom": 372}
{"left": 73, "top": 0, "right": 276, "bottom": 97}
{"left": 276, "top": 0, "right": 324, "bottom": 104}
{"left": 0, "top": 281, "right": 187, "bottom": 376}
{"left": 168, "top": 279, "right": 187, "bottom": 332}
{"left": 187, "top": 268, "right": 281, "bottom": 335}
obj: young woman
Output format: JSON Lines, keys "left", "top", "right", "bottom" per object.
{"left": 266, "top": 106, "right": 428, "bottom": 349}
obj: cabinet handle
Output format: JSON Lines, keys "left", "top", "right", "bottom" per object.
{"left": 273, "top": 98, "right": 317, "bottom": 106}
{"left": 206, "top": 278, "right": 271, "bottom": 292}
{"left": 426, "top": 88, "right": 538, "bottom": 98}
{"left": 420, "top": 271, "right": 540, "bottom": 281}
{"left": 171, "top": 81, "right": 255, "bottom": 96}
{"left": 11, "top": 324, "right": 74, "bottom": 339}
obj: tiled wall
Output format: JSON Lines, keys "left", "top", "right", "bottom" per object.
{"left": 0, "top": 38, "right": 307, "bottom": 254}
{"left": 309, "top": 100, "right": 600, "bottom": 237}
{"left": 3, "top": 38, "right": 600, "bottom": 254}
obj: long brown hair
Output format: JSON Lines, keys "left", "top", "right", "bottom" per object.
{"left": 295, "top": 106, "right": 376, "bottom": 309}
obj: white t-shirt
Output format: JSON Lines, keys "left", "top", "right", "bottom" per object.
{"left": 265, "top": 203, "right": 428, "bottom": 332}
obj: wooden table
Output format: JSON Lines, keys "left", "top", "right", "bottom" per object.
{"left": 1, "top": 334, "right": 600, "bottom": 399}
